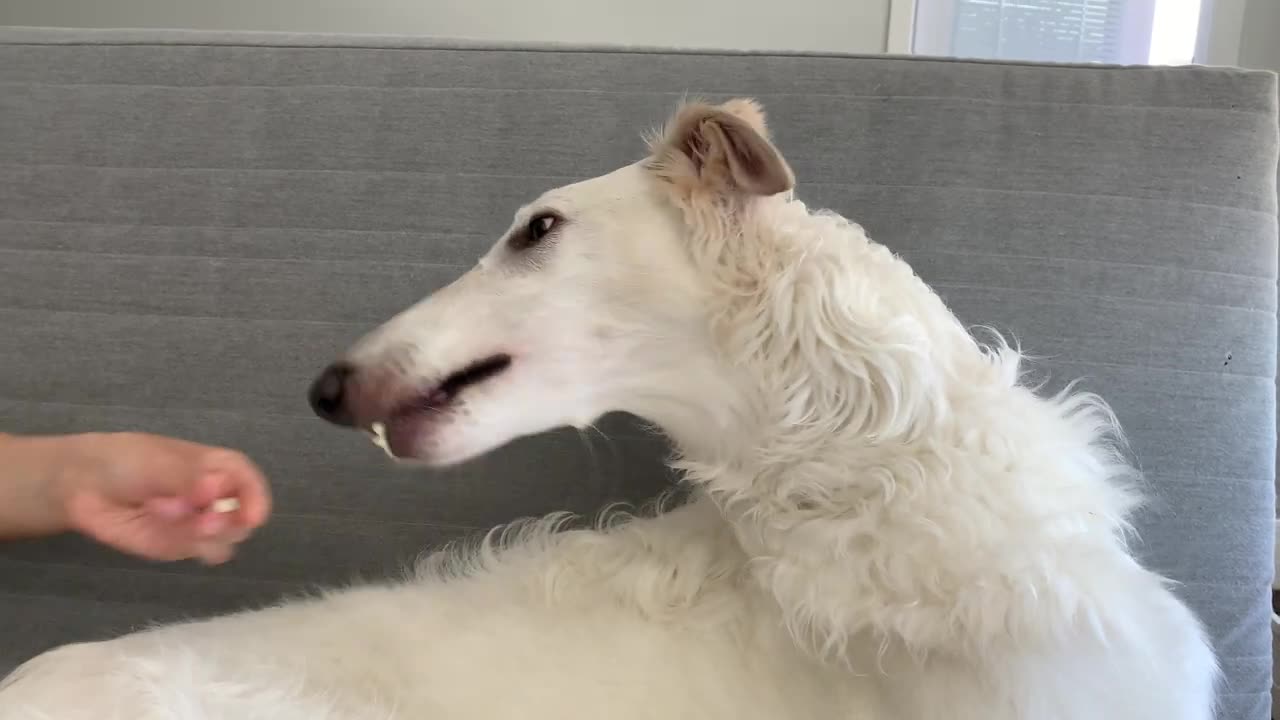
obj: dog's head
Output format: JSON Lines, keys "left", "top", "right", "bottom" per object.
{"left": 308, "top": 99, "right": 793, "bottom": 465}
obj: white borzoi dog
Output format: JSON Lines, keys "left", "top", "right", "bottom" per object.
{"left": 0, "top": 99, "right": 1216, "bottom": 719}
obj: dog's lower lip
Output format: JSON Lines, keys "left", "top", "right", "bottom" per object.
{"left": 379, "top": 414, "right": 428, "bottom": 458}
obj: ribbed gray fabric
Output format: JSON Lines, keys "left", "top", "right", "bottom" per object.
{"left": 0, "top": 26, "right": 1275, "bottom": 719}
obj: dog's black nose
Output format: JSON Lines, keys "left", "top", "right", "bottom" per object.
{"left": 309, "top": 362, "right": 356, "bottom": 426}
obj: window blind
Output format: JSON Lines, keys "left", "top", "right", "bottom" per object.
{"left": 951, "top": 0, "right": 1129, "bottom": 63}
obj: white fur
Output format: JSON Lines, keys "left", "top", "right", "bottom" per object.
{"left": 0, "top": 99, "right": 1216, "bottom": 720}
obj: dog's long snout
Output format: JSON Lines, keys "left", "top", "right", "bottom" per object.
{"left": 309, "top": 362, "right": 356, "bottom": 427}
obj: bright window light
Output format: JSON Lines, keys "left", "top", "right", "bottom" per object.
{"left": 1147, "top": 0, "right": 1202, "bottom": 64}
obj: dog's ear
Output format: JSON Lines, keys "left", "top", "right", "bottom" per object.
{"left": 648, "top": 99, "right": 794, "bottom": 197}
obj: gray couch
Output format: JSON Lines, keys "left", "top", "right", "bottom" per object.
{"left": 0, "top": 26, "right": 1275, "bottom": 719}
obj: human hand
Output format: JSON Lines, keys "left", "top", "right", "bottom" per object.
{"left": 57, "top": 433, "right": 272, "bottom": 565}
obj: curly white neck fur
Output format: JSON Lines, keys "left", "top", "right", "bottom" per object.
{"left": 652, "top": 194, "right": 1149, "bottom": 667}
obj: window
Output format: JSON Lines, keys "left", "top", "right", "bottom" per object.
{"left": 911, "top": 0, "right": 1204, "bottom": 65}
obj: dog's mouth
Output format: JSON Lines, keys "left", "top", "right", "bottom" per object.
{"left": 369, "top": 353, "right": 512, "bottom": 458}
{"left": 394, "top": 353, "right": 513, "bottom": 419}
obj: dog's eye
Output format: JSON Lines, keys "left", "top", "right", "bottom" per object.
{"left": 511, "top": 213, "right": 558, "bottom": 251}
{"left": 527, "top": 214, "right": 558, "bottom": 243}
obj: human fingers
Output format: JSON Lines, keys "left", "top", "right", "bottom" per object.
{"left": 195, "top": 452, "right": 273, "bottom": 530}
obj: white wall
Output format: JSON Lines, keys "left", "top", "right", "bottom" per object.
{"left": 1196, "top": 0, "right": 1280, "bottom": 69}
{"left": 1237, "top": 0, "right": 1280, "bottom": 71}
{"left": 0, "top": 0, "right": 895, "bottom": 54}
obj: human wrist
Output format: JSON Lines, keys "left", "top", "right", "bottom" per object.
{"left": 0, "top": 432, "right": 93, "bottom": 537}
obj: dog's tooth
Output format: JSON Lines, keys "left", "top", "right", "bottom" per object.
{"left": 369, "top": 422, "right": 396, "bottom": 459}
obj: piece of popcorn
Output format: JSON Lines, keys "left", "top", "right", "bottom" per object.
{"left": 210, "top": 497, "right": 240, "bottom": 514}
